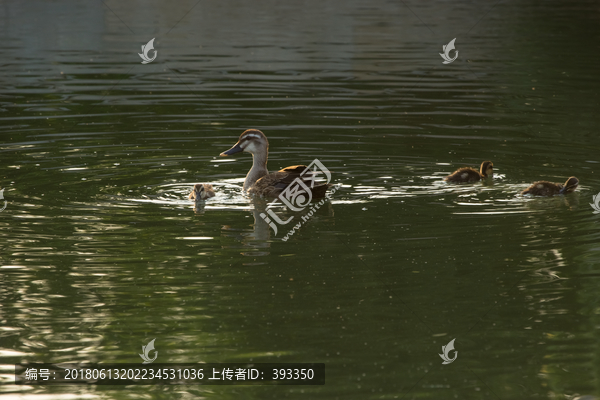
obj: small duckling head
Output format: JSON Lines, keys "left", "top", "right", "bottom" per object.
{"left": 480, "top": 161, "right": 493, "bottom": 178}
{"left": 189, "top": 183, "right": 215, "bottom": 201}
{"left": 220, "top": 129, "right": 269, "bottom": 157}
{"left": 559, "top": 176, "right": 579, "bottom": 194}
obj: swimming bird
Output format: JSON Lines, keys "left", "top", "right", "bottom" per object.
{"left": 521, "top": 176, "right": 579, "bottom": 196}
{"left": 189, "top": 183, "right": 215, "bottom": 201}
{"left": 445, "top": 161, "right": 493, "bottom": 183}
{"left": 220, "top": 129, "right": 332, "bottom": 198}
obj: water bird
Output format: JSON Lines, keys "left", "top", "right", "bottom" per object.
{"left": 220, "top": 129, "right": 332, "bottom": 198}
{"left": 445, "top": 161, "right": 493, "bottom": 183}
{"left": 521, "top": 176, "right": 579, "bottom": 196}
{"left": 188, "top": 183, "right": 215, "bottom": 201}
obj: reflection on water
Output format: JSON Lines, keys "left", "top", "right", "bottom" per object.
{"left": 1, "top": 0, "right": 600, "bottom": 398}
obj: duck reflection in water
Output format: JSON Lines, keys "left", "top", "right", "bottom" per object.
{"left": 219, "top": 197, "right": 335, "bottom": 256}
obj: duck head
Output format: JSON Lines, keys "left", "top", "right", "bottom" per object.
{"left": 559, "top": 176, "right": 579, "bottom": 194}
{"left": 480, "top": 161, "right": 493, "bottom": 177}
{"left": 220, "top": 129, "right": 269, "bottom": 157}
{"left": 189, "top": 183, "right": 215, "bottom": 201}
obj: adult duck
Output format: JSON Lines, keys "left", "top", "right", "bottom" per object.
{"left": 220, "top": 129, "right": 332, "bottom": 198}
{"left": 521, "top": 176, "right": 579, "bottom": 196}
{"left": 445, "top": 161, "right": 493, "bottom": 183}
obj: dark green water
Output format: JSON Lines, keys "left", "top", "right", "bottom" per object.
{"left": 1, "top": 0, "right": 600, "bottom": 399}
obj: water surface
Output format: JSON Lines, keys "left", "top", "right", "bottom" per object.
{"left": 1, "top": 0, "right": 600, "bottom": 399}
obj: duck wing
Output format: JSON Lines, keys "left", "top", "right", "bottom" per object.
{"left": 249, "top": 165, "right": 332, "bottom": 198}
{"left": 445, "top": 167, "right": 481, "bottom": 183}
{"left": 521, "top": 181, "right": 561, "bottom": 196}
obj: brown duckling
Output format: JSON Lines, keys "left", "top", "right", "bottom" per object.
{"left": 188, "top": 183, "right": 215, "bottom": 201}
{"left": 445, "top": 161, "right": 493, "bottom": 183}
{"left": 521, "top": 176, "right": 579, "bottom": 196}
{"left": 220, "top": 129, "right": 332, "bottom": 198}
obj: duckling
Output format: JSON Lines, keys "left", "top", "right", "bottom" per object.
{"left": 220, "top": 129, "right": 332, "bottom": 198}
{"left": 188, "top": 183, "right": 215, "bottom": 201}
{"left": 445, "top": 161, "right": 493, "bottom": 183}
{"left": 521, "top": 176, "right": 579, "bottom": 196}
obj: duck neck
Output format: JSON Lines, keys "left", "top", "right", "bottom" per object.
{"left": 244, "top": 152, "right": 269, "bottom": 191}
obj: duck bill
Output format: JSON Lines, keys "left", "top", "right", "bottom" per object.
{"left": 559, "top": 184, "right": 577, "bottom": 194}
{"left": 220, "top": 142, "right": 243, "bottom": 156}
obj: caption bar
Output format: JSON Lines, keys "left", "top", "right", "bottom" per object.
{"left": 14, "top": 363, "right": 325, "bottom": 385}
